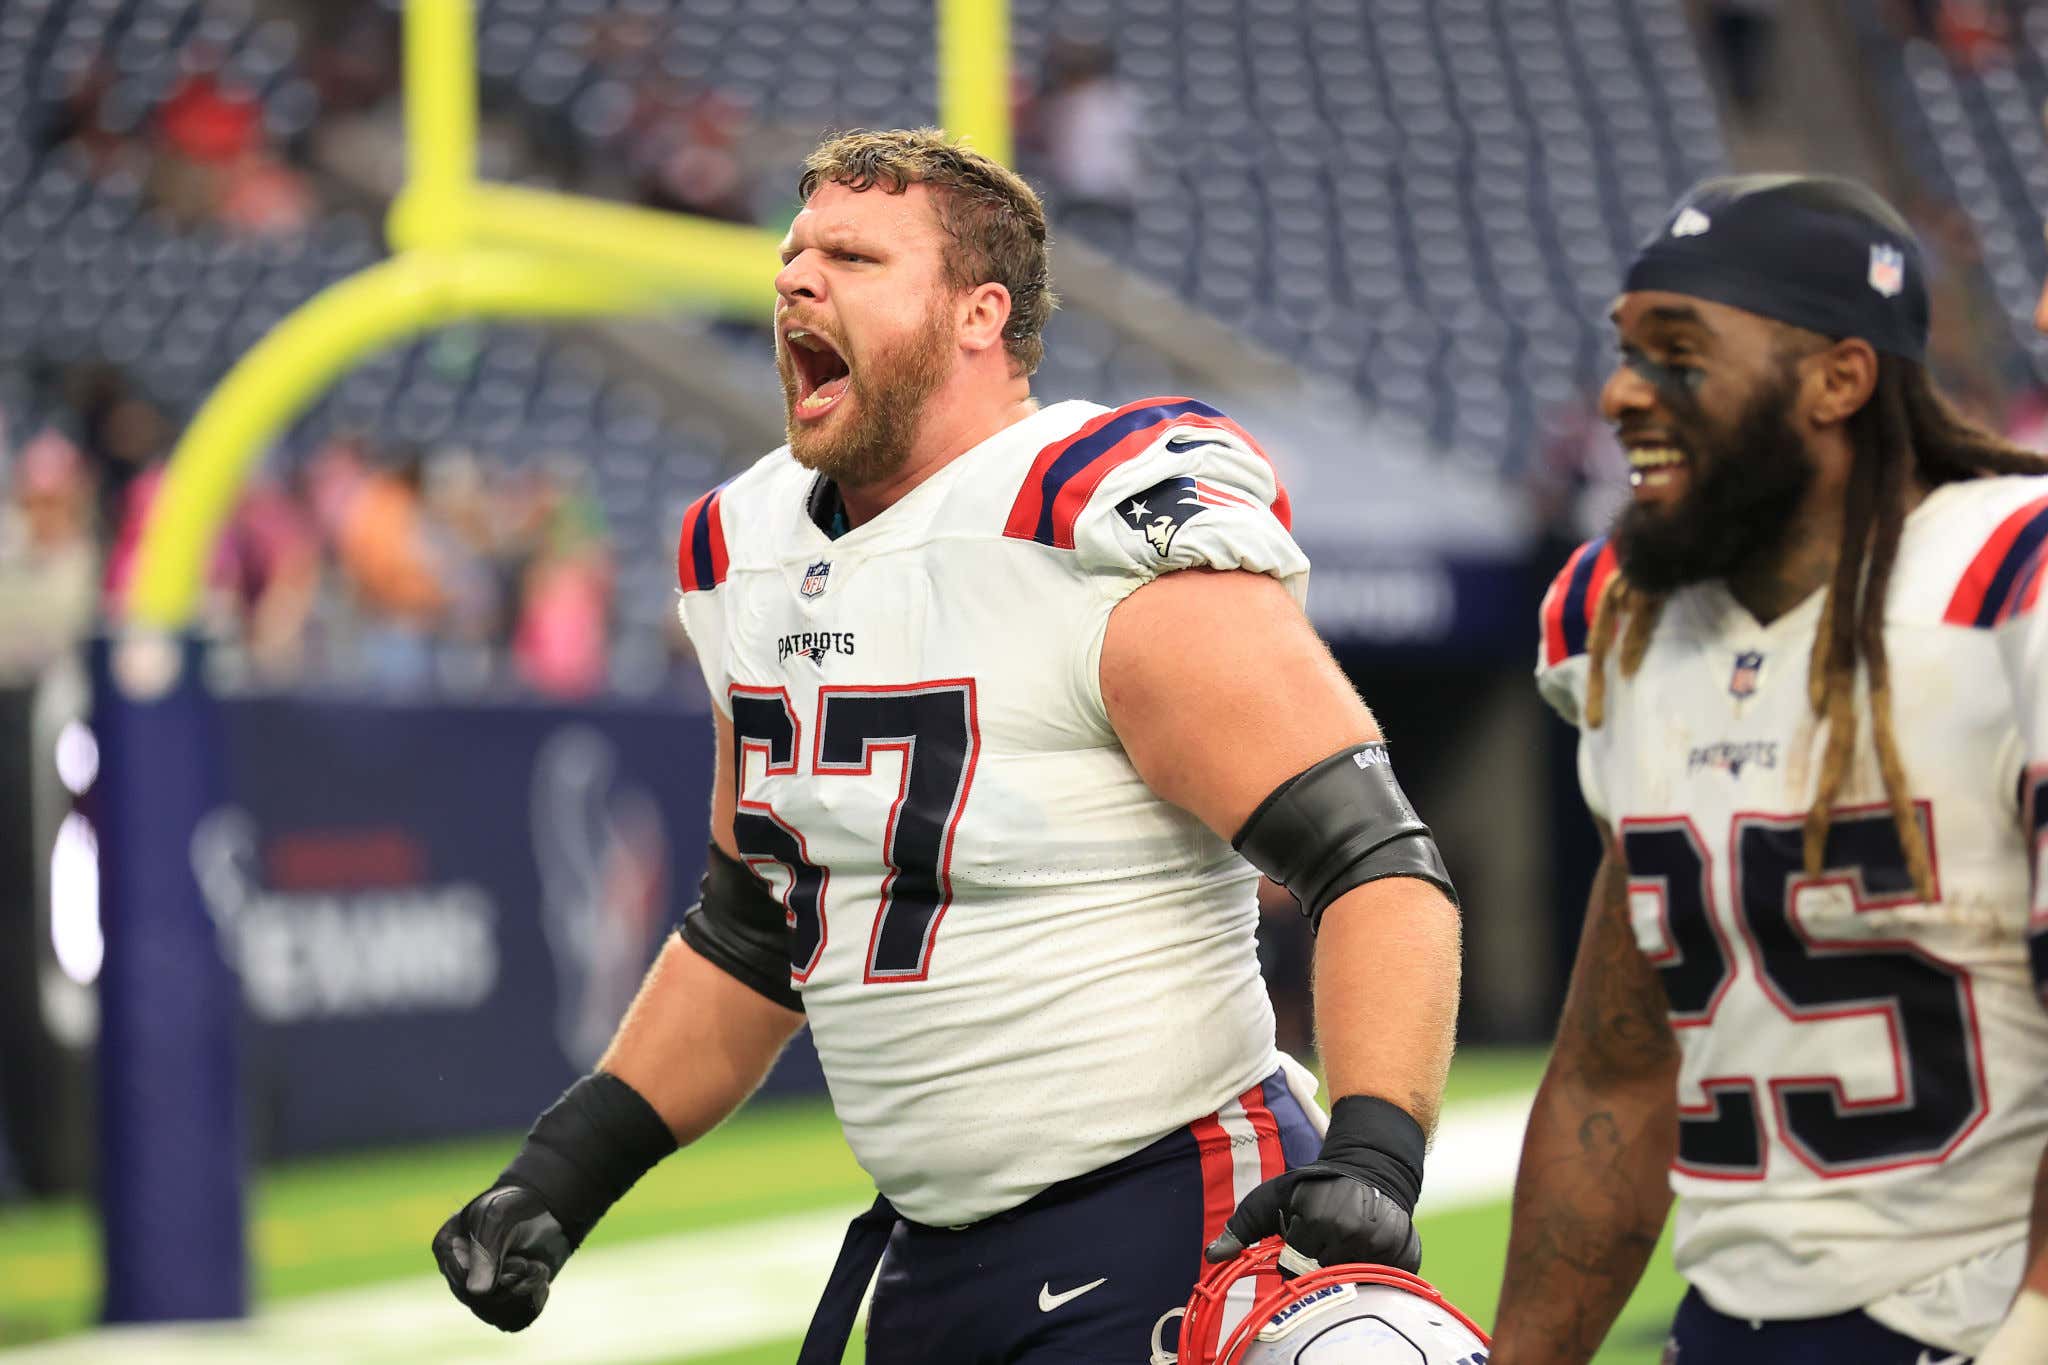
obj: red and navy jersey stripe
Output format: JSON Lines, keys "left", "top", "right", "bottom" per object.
{"left": 1540, "top": 537, "right": 1619, "bottom": 667}
{"left": 1002, "top": 396, "right": 1291, "bottom": 549}
{"left": 676, "top": 480, "right": 733, "bottom": 593}
{"left": 1943, "top": 493, "right": 2048, "bottom": 628}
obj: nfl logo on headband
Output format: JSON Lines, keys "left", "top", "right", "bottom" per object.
{"left": 1670, "top": 207, "right": 1711, "bottom": 237}
{"left": 1868, "top": 244, "right": 1905, "bottom": 298}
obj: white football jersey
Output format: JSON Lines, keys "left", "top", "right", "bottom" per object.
{"left": 1537, "top": 475, "right": 2048, "bottom": 1353}
{"left": 676, "top": 397, "right": 1307, "bottom": 1226}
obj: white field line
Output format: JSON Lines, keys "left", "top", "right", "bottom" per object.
{"left": 0, "top": 1090, "right": 1533, "bottom": 1364}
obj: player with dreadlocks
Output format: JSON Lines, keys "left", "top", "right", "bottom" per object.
{"left": 1489, "top": 173, "right": 2048, "bottom": 1365}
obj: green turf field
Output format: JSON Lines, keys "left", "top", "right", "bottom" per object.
{"left": 0, "top": 1047, "right": 1686, "bottom": 1361}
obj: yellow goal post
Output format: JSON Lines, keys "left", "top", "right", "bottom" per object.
{"left": 124, "top": 0, "right": 1010, "bottom": 631}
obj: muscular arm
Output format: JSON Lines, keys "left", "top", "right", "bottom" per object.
{"left": 1101, "top": 567, "right": 1460, "bottom": 1131}
{"left": 1490, "top": 832, "right": 1679, "bottom": 1365}
{"left": 598, "top": 707, "right": 804, "bottom": 1144}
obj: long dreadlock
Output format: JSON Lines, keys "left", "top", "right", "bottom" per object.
{"left": 1584, "top": 358, "right": 2048, "bottom": 902}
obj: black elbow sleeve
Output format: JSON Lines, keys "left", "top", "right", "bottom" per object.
{"left": 679, "top": 846, "right": 803, "bottom": 1012}
{"left": 1233, "top": 743, "right": 1458, "bottom": 931}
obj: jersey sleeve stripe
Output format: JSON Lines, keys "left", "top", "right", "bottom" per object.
{"left": 1541, "top": 537, "right": 1612, "bottom": 666}
{"left": 1002, "top": 397, "right": 1291, "bottom": 547}
{"left": 676, "top": 482, "right": 731, "bottom": 593}
{"left": 2005, "top": 545, "right": 2048, "bottom": 624}
{"left": 705, "top": 485, "right": 731, "bottom": 585}
{"left": 1943, "top": 494, "right": 2048, "bottom": 627}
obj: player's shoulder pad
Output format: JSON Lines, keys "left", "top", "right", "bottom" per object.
{"left": 1535, "top": 537, "right": 1618, "bottom": 727}
{"left": 1539, "top": 537, "right": 1618, "bottom": 667}
{"left": 676, "top": 478, "right": 734, "bottom": 594}
{"left": 1933, "top": 474, "right": 2048, "bottom": 630}
{"left": 675, "top": 448, "right": 799, "bottom": 594}
{"left": 1002, "top": 395, "right": 1301, "bottom": 587}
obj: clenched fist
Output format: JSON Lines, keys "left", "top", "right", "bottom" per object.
{"left": 432, "top": 1185, "right": 572, "bottom": 1332}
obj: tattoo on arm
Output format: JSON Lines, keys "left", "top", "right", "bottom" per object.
{"left": 1558, "top": 849, "right": 1680, "bottom": 1086}
{"left": 1493, "top": 838, "right": 1679, "bottom": 1364}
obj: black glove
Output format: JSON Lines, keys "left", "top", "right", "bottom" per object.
{"left": 432, "top": 1072, "right": 677, "bottom": 1332}
{"left": 432, "top": 1185, "right": 571, "bottom": 1332}
{"left": 1204, "top": 1094, "right": 1425, "bottom": 1274}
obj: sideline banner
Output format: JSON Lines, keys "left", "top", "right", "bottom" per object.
{"left": 195, "top": 693, "right": 823, "bottom": 1157}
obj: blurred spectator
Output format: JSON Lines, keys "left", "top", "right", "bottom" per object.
{"left": 2007, "top": 384, "right": 2048, "bottom": 453}
{"left": 298, "top": 4, "right": 402, "bottom": 116}
{"left": 230, "top": 478, "right": 323, "bottom": 679}
{"left": 0, "top": 431, "right": 99, "bottom": 681}
{"left": 1905, "top": 194, "right": 2013, "bottom": 417}
{"left": 621, "top": 84, "right": 756, "bottom": 223}
{"left": 1527, "top": 392, "right": 1628, "bottom": 551}
{"left": 63, "top": 368, "right": 169, "bottom": 538}
{"left": 1933, "top": 1, "right": 2008, "bottom": 68}
{"left": 103, "top": 462, "right": 322, "bottom": 681}
{"left": 423, "top": 449, "right": 509, "bottom": 646}
{"left": 1705, "top": 1, "right": 1779, "bottom": 115}
{"left": 322, "top": 443, "right": 450, "bottom": 691}
{"left": 1023, "top": 37, "right": 1140, "bottom": 248}
{"left": 513, "top": 473, "right": 613, "bottom": 699}
{"left": 150, "top": 71, "right": 315, "bottom": 237}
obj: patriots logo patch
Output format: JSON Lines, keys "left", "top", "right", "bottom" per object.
{"left": 1119, "top": 475, "right": 1251, "bottom": 558}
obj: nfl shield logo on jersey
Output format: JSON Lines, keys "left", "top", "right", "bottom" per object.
{"left": 800, "top": 560, "right": 831, "bottom": 599}
{"left": 1728, "top": 649, "right": 1764, "bottom": 698}
{"left": 1868, "top": 244, "right": 1905, "bottom": 297}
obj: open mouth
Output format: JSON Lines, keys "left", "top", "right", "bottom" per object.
{"left": 1625, "top": 444, "right": 1686, "bottom": 491}
{"left": 784, "top": 327, "right": 852, "bottom": 421}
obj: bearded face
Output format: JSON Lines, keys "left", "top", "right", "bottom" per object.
{"left": 1609, "top": 366, "right": 1816, "bottom": 594}
{"left": 776, "top": 295, "right": 955, "bottom": 488}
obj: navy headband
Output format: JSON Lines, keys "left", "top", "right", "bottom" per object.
{"left": 1624, "top": 175, "right": 1929, "bottom": 363}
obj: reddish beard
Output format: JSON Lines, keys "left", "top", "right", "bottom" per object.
{"left": 778, "top": 299, "right": 955, "bottom": 488}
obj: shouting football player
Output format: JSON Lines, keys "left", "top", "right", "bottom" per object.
{"left": 431, "top": 128, "right": 1465, "bottom": 1363}
{"left": 1493, "top": 174, "right": 2048, "bottom": 1364}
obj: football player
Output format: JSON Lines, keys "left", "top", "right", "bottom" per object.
{"left": 431, "top": 129, "right": 1465, "bottom": 1363}
{"left": 1492, "top": 174, "right": 2048, "bottom": 1363}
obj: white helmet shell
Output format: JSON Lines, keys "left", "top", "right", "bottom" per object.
{"left": 1240, "top": 1278, "right": 1490, "bottom": 1363}
{"left": 1173, "top": 1239, "right": 1490, "bottom": 1365}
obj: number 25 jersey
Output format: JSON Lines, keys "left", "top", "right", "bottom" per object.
{"left": 1537, "top": 474, "right": 2048, "bottom": 1350}
{"left": 675, "top": 397, "right": 1307, "bottom": 1228}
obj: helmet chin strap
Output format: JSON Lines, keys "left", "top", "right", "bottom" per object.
{"left": 1275, "top": 1243, "right": 1322, "bottom": 1277}
{"left": 1150, "top": 1306, "right": 1188, "bottom": 1365}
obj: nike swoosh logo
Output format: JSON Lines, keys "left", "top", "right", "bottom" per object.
{"left": 1915, "top": 1353, "right": 1967, "bottom": 1365}
{"left": 1037, "top": 1277, "right": 1108, "bottom": 1312}
{"left": 1163, "top": 434, "right": 1218, "bottom": 452}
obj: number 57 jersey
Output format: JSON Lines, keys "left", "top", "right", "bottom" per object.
{"left": 675, "top": 398, "right": 1309, "bottom": 1229}
{"left": 1537, "top": 475, "right": 2048, "bottom": 1351}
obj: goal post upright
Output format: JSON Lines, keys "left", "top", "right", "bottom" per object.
{"left": 940, "top": 0, "right": 1012, "bottom": 165}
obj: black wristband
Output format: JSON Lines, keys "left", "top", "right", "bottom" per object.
{"left": 500, "top": 1072, "right": 677, "bottom": 1247}
{"left": 1320, "top": 1094, "right": 1426, "bottom": 1216}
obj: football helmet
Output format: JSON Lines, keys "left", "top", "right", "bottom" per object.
{"left": 1161, "top": 1238, "right": 1491, "bottom": 1364}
